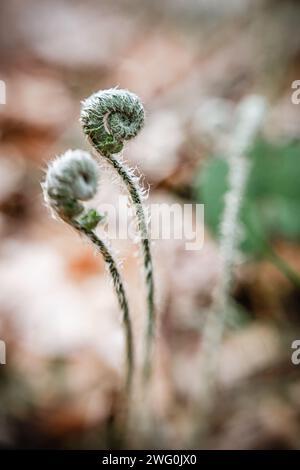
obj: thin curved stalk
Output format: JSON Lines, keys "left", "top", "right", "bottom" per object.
{"left": 73, "top": 220, "right": 134, "bottom": 391}
{"left": 96, "top": 150, "right": 154, "bottom": 379}
{"left": 43, "top": 149, "right": 135, "bottom": 392}
{"left": 80, "top": 88, "right": 155, "bottom": 379}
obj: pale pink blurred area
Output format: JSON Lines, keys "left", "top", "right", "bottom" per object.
{"left": 0, "top": 0, "right": 300, "bottom": 450}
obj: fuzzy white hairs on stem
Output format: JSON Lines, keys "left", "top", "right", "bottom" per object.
{"left": 81, "top": 88, "right": 155, "bottom": 380}
{"left": 42, "top": 149, "right": 134, "bottom": 392}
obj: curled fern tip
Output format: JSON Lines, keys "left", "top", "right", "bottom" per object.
{"left": 43, "top": 149, "right": 99, "bottom": 222}
{"left": 80, "top": 88, "right": 145, "bottom": 156}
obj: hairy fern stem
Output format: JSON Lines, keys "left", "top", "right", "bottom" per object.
{"left": 43, "top": 149, "right": 134, "bottom": 391}
{"left": 73, "top": 220, "right": 134, "bottom": 391}
{"left": 81, "top": 88, "right": 155, "bottom": 378}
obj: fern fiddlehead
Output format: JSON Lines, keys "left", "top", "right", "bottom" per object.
{"left": 81, "top": 88, "right": 155, "bottom": 378}
{"left": 42, "top": 149, "right": 134, "bottom": 390}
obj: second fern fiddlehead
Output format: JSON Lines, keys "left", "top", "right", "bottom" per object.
{"left": 42, "top": 149, "right": 134, "bottom": 390}
{"left": 81, "top": 88, "right": 155, "bottom": 378}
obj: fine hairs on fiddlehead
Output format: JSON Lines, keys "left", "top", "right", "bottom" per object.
{"left": 42, "top": 149, "right": 134, "bottom": 391}
{"left": 81, "top": 88, "right": 155, "bottom": 379}
{"left": 199, "top": 95, "right": 267, "bottom": 414}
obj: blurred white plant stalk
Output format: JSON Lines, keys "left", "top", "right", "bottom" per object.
{"left": 198, "top": 95, "right": 267, "bottom": 418}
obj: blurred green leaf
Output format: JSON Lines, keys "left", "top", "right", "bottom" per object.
{"left": 194, "top": 139, "right": 300, "bottom": 256}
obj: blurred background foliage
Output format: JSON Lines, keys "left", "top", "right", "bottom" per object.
{"left": 197, "top": 138, "right": 300, "bottom": 255}
{"left": 0, "top": 0, "right": 300, "bottom": 450}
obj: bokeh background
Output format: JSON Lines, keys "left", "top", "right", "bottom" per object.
{"left": 0, "top": 0, "right": 300, "bottom": 449}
